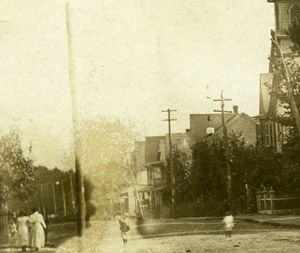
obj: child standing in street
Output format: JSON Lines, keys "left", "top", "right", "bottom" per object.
{"left": 117, "top": 213, "right": 130, "bottom": 247}
{"left": 223, "top": 212, "right": 234, "bottom": 237}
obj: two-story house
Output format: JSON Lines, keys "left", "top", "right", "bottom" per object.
{"left": 125, "top": 133, "right": 190, "bottom": 218}
{"left": 122, "top": 137, "right": 167, "bottom": 218}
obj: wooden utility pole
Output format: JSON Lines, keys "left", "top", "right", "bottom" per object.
{"left": 66, "top": 3, "right": 86, "bottom": 235}
{"left": 271, "top": 30, "right": 300, "bottom": 141}
{"left": 213, "top": 91, "right": 232, "bottom": 213}
{"left": 52, "top": 183, "right": 57, "bottom": 216}
{"left": 61, "top": 181, "right": 67, "bottom": 217}
{"left": 69, "top": 171, "right": 76, "bottom": 215}
{"left": 162, "top": 109, "right": 177, "bottom": 218}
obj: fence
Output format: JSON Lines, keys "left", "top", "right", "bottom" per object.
{"left": 0, "top": 212, "right": 8, "bottom": 243}
{"left": 256, "top": 188, "right": 300, "bottom": 214}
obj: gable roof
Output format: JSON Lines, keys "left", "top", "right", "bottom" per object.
{"left": 190, "top": 112, "right": 256, "bottom": 141}
{"left": 214, "top": 113, "right": 256, "bottom": 134}
{"left": 190, "top": 113, "right": 236, "bottom": 140}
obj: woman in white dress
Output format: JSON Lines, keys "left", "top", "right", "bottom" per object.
{"left": 29, "top": 208, "right": 46, "bottom": 251}
{"left": 16, "top": 211, "right": 31, "bottom": 252}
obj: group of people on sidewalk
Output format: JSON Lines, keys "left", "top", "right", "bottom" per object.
{"left": 10, "top": 207, "right": 47, "bottom": 251}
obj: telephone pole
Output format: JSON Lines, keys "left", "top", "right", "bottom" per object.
{"left": 213, "top": 90, "right": 232, "bottom": 213}
{"left": 162, "top": 109, "right": 177, "bottom": 218}
{"left": 66, "top": 3, "right": 86, "bottom": 235}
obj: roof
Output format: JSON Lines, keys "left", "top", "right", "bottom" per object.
{"left": 190, "top": 113, "right": 236, "bottom": 140}
{"left": 214, "top": 113, "right": 256, "bottom": 133}
{"left": 145, "top": 136, "right": 165, "bottom": 164}
{"left": 190, "top": 113, "right": 256, "bottom": 141}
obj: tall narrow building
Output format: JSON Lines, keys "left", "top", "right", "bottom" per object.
{"left": 256, "top": 0, "right": 300, "bottom": 151}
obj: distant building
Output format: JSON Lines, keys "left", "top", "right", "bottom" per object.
{"left": 119, "top": 141, "right": 148, "bottom": 217}
{"left": 124, "top": 133, "right": 190, "bottom": 219}
{"left": 189, "top": 106, "right": 257, "bottom": 146}
{"left": 121, "top": 137, "right": 167, "bottom": 218}
{"left": 143, "top": 136, "right": 168, "bottom": 218}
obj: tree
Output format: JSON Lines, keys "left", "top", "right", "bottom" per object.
{"left": 172, "top": 146, "right": 192, "bottom": 203}
{"left": 0, "top": 129, "right": 34, "bottom": 206}
{"left": 172, "top": 131, "right": 296, "bottom": 213}
{"left": 75, "top": 118, "right": 137, "bottom": 217}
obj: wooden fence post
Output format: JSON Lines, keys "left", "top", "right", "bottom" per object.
{"left": 256, "top": 191, "right": 262, "bottom": 213}
{"left": 269, "top": 186, "right": 275, "bottom": 215}
{"left": 0, "top": 204, "right": 8, "bottom": 243}
{"left": 263, "top": 187, "right": 268, "bottom": 214}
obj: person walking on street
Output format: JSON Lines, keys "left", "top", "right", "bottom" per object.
{"left": 223, "top": 211, "right": 234, "bottom": 237}
{"left": 16, "top": 211, "right": 31, "bottom": 252}
{"left": 29, "top": 208, "right": 47, "bottom": 251}
{"left": 117, "top": 213, "right": 130, "bottom": 247}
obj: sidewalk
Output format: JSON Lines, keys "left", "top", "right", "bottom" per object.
{"left": 0, "top": 236, "right": 56, "bottom": 252}
{"left": 0, "top": 222, "right": 74, "bottom": 252}
{"left": 236, "top": 214, "right": 300, "bottom": 229}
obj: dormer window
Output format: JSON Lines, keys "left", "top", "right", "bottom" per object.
{"left": 290, "top": 5, "right": 300, "bottom": 23}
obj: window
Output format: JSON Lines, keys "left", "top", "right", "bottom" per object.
{"left": 147, "top": 167, "right": 153, "bottom": 185}
{"left": 275, "top": 3, "right": 279, "bottom": 30}
{"left": 270, "top": 123, "right": 273, "bottom": 147}
{"left": 139, "top": 192, "right": 150, "bottom": 208}
{"left": 153, "top": 167, "right": 163, "bottom": 187}
{"left": 262, "top": 123, "right": 270, "bottom": 147}
{"left": 256, "top": 123, "right": 262, "bottom": 146}
{"left": 290, "top": 5, "right": 300, "bottom": 23}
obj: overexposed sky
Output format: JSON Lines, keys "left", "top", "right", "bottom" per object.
{"left": 0, "top": 0, "right": 274, "bottom": 169}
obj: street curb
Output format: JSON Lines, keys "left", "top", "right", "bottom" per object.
{"left": 237, "top": 218, "right": 300, "bottom": 230}
{"left": 130, "top": 230, "right": 226, "bottom": 240}
{"left": 177, "top": 217, "right": 223, "bottom": 221}
{"left": 0, "top": 242, "right": 56, "bottom": 250}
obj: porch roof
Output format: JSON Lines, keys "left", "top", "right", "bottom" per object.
{"left": 145, "top": 160, "right": 164, "bottom": 167}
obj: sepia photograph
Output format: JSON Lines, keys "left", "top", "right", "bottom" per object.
{"left": 1, "top": 0, "right": 300, "bottom": 252}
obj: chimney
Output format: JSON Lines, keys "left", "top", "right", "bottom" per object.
{"left": 233, "top": 105, "right": 238, "bottom": 114}
{"left": 206, "top": 115, "right": 215, "bottom": 135}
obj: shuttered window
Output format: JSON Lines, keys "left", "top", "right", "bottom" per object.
{"left": 256, "top": 123, "right": 262, "bottom": 146}
{"left": 262, "top": 123, "right": 270, "bottom": 147}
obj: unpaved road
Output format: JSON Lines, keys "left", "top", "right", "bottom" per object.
{"left": 56, "top": 219, "right": 300, "bottom": 252}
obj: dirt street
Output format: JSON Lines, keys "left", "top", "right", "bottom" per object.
{"left": 56, "top": 219, "right": 300, "bottom": 253}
